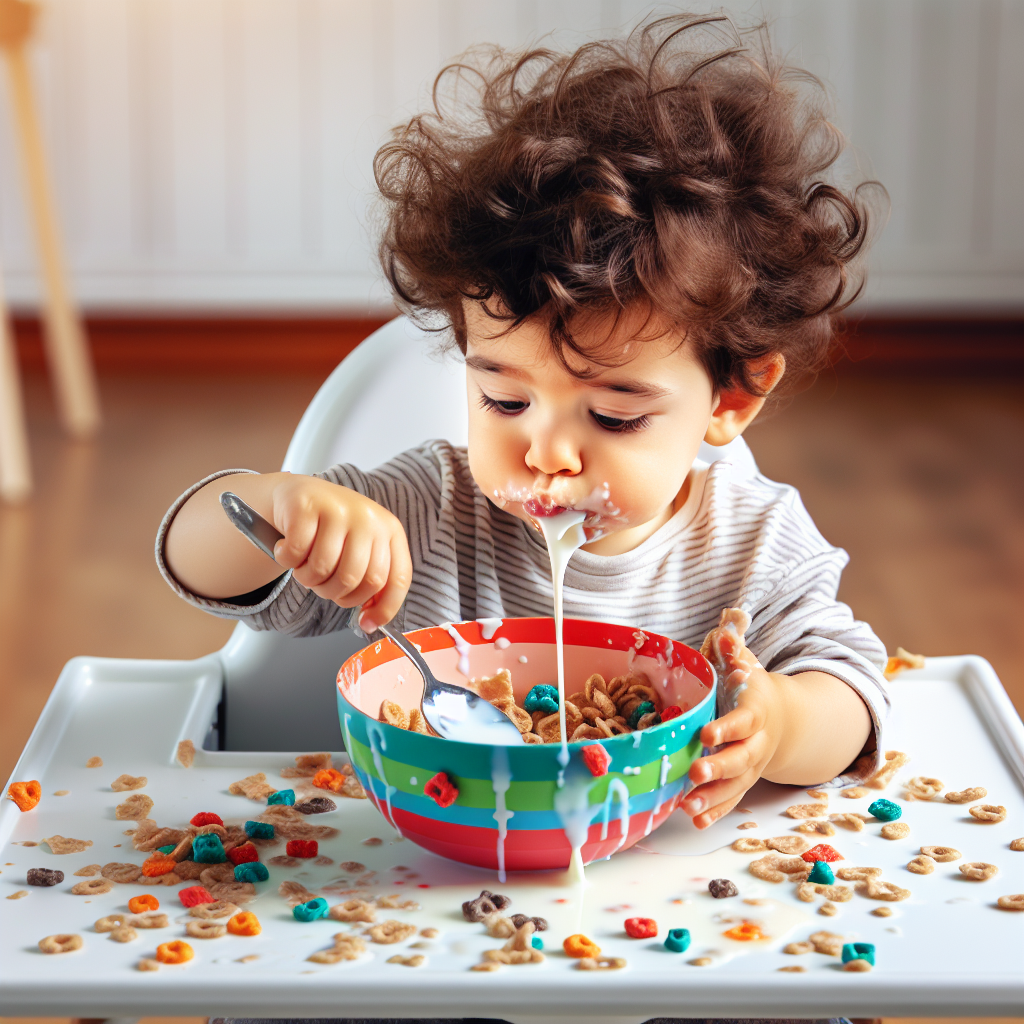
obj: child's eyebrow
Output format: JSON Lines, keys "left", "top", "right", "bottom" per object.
{"left": 466, "top": 355, "right": 669, "bottom": 399}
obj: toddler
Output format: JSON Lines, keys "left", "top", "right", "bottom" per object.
{"left": 159, "top": 15, "right": 888, "bottom": 843}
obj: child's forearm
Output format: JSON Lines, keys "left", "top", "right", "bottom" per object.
{"left": 164, "top": 472, "right": 289, "bottom": 599}
{"left": 763, "top": 670, "right": 873, "bottom": 785}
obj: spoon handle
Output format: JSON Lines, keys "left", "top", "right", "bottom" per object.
{"left": 220, "top": 491, "right": 283, "bottom": 561}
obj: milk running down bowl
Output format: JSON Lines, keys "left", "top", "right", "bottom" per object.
{"left": 337, "top": 617, "right": 716, "bottom": 872}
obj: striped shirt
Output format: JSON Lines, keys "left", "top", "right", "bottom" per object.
{"left": 157, "top": 440, "right": 889, "bottom": 785}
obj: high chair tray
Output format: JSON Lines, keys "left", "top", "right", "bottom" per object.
{"left": 1, "top": 653, "right": 1021, "bottom": 1021}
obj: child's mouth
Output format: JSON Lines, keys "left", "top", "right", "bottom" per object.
{"left": 523, "top": 499, "right": 569, "bottom": 518}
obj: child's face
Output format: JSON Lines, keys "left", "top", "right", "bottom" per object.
{"left": 464, "top": 302, "right": 718, "bottom": 555}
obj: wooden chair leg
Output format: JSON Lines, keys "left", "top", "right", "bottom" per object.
{"left": 0, "top": 2, "right": 101, "bottom": 439}
{"left": 0, "top": 266, "right": 31, "bottom": 502}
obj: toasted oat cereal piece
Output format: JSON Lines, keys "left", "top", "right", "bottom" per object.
{"left": 749, "top": 853, "right": 811, "bottom": 884}
{"left": 387, "top": 954, "right": 426, "bottom": 967}
{"left": 477, "top": 669, "right": 514, "bottom": 703}
{"left": 784, "top": 803, "right": 827, "bottom": 819}
{"left": 115, "top": 794, "right": 154, "bottom": 821}
{"left": 94, "top": 915, "right": 128, "bottom": 932}
{"left": 732, "top": 837, "right": 768, "bottom": 853}
{"left": 111, "top": 926, "right": 138, "bottom": 942}
{"left": 137, "top": 957, "right": 160, "bottom": 971}
{"left": 376, "top": 894, "right": 420, "bottom": 910}
{"left": 208, "top": 881, "right": 255, "bottom": 904}
{"left": 865, "top": 750, "right": 910, "bottom": 790}
{"left": 102, "top": 861, "right": 142, "bottom": 884}
{"left": 471, "top": 961, "right": 502, "bottom": 971}
{"left": 783, "top": 941, "right": 814, "bottom": 954}
{"left": 1009, "top": 838, "right": 1024, "bottom": 851}
{"left": 969, "top": 804, "right": 1006, "bottom": 823}
{"left": 794, "top": 819, "right": 836, "bottom": 837}
{"left": 111, "top": 774, "right": 147, "bottom": 792}
{"left": 176, "top": 739, "right": 195, "bottom": 767}
{"left": 943, "top": 786, "right": 986, "bottom": 804}
{"left": 7, "top": 890, "right": 28, "bottom": 899}
{"left": 329, "top": 899, "right": 377, "bottom": 923}
{"left": 379, "top": 699, "right": 409, "bottom": 730}
{"left": 369, "top": 919, "right": 417, "bottom": 944}
{"left": 85, "top": 756, "right": 103, "bottom": 768}
{"left": 578, "top": 956, "right": 626, "bottom": 970}
{"left": 835, "top": 866, "right": 881, "bottom": 881}
{"left": 200, "top": 863, "right": 236, "bottom": 887}
{"left": 798, "top": 882, "right": 852, "bottom": 903}
{"left": 806, "top": 788, "right": 829, "bottom": 801}
{"left": 766, "top": 836, "right": 810, "bottom": 855}
{"left": 844, "top": 958, "right": 872, "bottom": 972}
{"left": 127, "top": 913, "right": 169, "bottom": 929}
{"left": 808, "top": 931, "right": 844, "bottom": 956}
{"left": 73, "top": 864, "right": 101, "bottom": 876}
{"left": 920, "top": 845, "right": 960, "bottom": 862}
{"left": 186, "top": 920, "right": 227, "bottom": 939}
{"left": 829, "top": 813, "right": 866, "bottom": 832}
{"left": 42, "top": 835, "right": 93, "bottom": 855}
{"left": 881, "top": 821, "right": 910, "bottom": 840}
{"left": 871, "top": 907, "right": 893, "bottom": 917}
{"left": 818, "top": 902, "right": 837, "bottom": 917}
{"left": 907, "top": 855, "right": 935, "bottom": 875}
{"left": 39, "top": 934, "right": 83, "bottom": 954}
{"left": 484, "top": 914, "right": 517, "bottom": 939}
{"left": 281, "top": 752, "right": 333, "bottom": 778}
{"left": 841, "top": 787, "right": 868, "bottom": 799}
{"left": 862, "top": 878, "right": 911, "bottom": 902}
{"left": 229, "top": 772, "right": 277, "bottom": 801}
{"left": 903, "top": 776, "right": 943, "bottom": 801}
{"left": 190, "top": 900, "right": 238, "bottom": 920}
{"left": 71, "top": 877, "right": 113, "bottom": 895}
{"left": 778, "top": 965, "right": 806, "bottom": 972}
{"left": 959, "top": 861, "right": 998, "bottom": 881}
{"left": 689, "top": 956, "right": 713, "bottom": 966}
{"left": 736, "top": 821, "right": 758, "bottom": 830}
{"left": 996, "top": 894, "right": 1024, "bottom": 911}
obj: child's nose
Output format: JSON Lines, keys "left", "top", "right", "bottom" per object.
{"left": 525, "top": 429, "right": 582, "bottom": 478}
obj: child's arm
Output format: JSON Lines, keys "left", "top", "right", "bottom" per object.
{"left": 163, "top": 471, "right": 412, "bottom": 632}
{"left": 679, "top": 617, "right": 872, "bottom": 829}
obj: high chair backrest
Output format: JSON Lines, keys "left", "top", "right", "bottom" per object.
{"left": 216, "top": 315, "right": 757, "bottom": 751}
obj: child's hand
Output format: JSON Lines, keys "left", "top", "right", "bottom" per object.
{"left": 677, "top": 613, "right": 784, "bottom": 830}
{"left": 269, "top": 475, "right": 412, "bottom": 631}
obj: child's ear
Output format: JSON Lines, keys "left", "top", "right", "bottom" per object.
{"left": 704, "top": 353, "right": 786, "bottom": 447}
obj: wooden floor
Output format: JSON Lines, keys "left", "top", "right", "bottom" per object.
{"left": 1, "top": 365, "right": 1021, "bottom": 1024}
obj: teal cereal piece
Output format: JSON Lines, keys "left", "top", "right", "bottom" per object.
{"left": 192, "top": 834, "right": 226, "bottom": 863}
{"left": 842, "top": 942, "right": 875, "bottom": 966}
{"left": 807, "top": 861, "right": 835, "bottom": 885}
{"left": 868, "top": 798, "right": 901, "bottom": 822}
{"left": 531, "top": 935, "right": 544, "bottom": 950}
{"left": 157, "top": 844, "right": 176, "bottom": 855}
{"left": 244, "top": 820, "right": 274, "bottom": 840}
{"left": 523, "top": 684, "right": 559, "bottom": 715}
{"left": 627, "top": 701, "right": 656, "bottom": 729}
{"left": 664, "top": 927, "right": 691, "bottom": 953}
{"left": 293, "top": 897, "right": 329, "bottom": 922}
{"left": 267, "top": 789, "right": 295, "bottom": 806}
{"left": 234, "top": 861, "right": 269, "bottom": 883}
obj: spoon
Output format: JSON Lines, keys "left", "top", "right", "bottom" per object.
{"left": 220, "top": 491, "right": 524, "bottom": 745}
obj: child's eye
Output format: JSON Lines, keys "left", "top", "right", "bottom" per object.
{"left": 591, "top": 411, "right": 650, "bottom": 434}
{"left": 479, "top": 393, "right": 528, "bottom": 415}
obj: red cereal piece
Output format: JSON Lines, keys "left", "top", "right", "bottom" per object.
{"left": 226, "top": 842, "right": 259, "bottom": 865}
{"left": 190, "top": 811, "right": 223, "bottom": 828}
{"left": 660, "top": 706, "right": 683, "bottom": 722}
{"left": 801, "top": 843, "right": 843, "bottom": 863}
{"left": 179, "top": 885, "right": 216, "bottom": 908}
{"left": 424, "top": 772, "right": 459, "bottom": 808}
{"left": 581, "top": 745, "right": 612, "bottom": 777}
{"left": 313, "top": 768, "right": 345, "bottom": 793}
{"left": 286, "top": 839, "right": 318, "bottom": 859}
{"left": 7, "top": 780, "right": 41, "bottom": 812}
{"left": 624, "top": 917, "right": 658, "bottom": 939}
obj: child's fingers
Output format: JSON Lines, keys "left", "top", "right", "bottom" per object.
{"left": 359, "top": 532, "right": 413, "bottom": 629}
{"left": 679, "top": 767, "right": 758, "bottom": 825}
{"left": 688, "top": 731, "right": 770, "bottom": 786}
{"left": 272, "top": 506, "right": 319, "bottom": 571}
{"left": 325, "top": 537, "right": 392, "bottom": 609}
{"left": 313, "top": 529, "right": 374, "bottom": 604}
{"left": 291, "top": 515, "right": 348, "bottom": 589}
{"left": 700, "top": 702, "right": 763, "bottom": 748}
{"left": 690, "top": 790, "right": 748, "bottom": 831}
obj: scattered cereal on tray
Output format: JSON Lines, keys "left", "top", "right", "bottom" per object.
{"left": 179, "top": 885, "right": 216, "bottom": 908}
{"left": 128, "top": 894, "right": 159, "bottom": 914}
{"left": 387, "top": 954, "right": 426, "bottom": 967}
{"left": 156, "top": 940, "right": 193, "bottom": 964}
{"left": 42, "top": 835, "right": 93, "bottom": 855}
{"left": 129, "top": 913, "right": 169, "bottom": 929}
{"left": 564, "top": 933, "right": 601, "bottom": 958}
{"left": 227, "top": 912, "right": 261, "bottom": 936}
{"left": 53, "top": 790, "right": 69, "bottom": 796}
{"left": 137, "top": 958, "right": 159, "bottom": 971}
{"left": 870, "top": 907, "right": 893, "bottom": 917}
{"left": 907, "top": 855, "right": 935, "bottom": 875}
{"left": 279, "top": 880, "right": 318, "bottom": 906}
{"left": 920, "top": 845, "right": 960, "bottom": 862}
{"left": 784, "top": 803, "right": 828, "bottom": 819}
{"left": 185, "top": 920, "right": 226, "bottom": 939}
{"left": 783, "top": 941, "right": 814, "bottom": 954}
{"left": 463, "top": 889, "right": 511, "bottom": 921}
{"left": 229, "top": 773, "right": 278, "bottom": 801}
{"left": 689, "top": 956, "right": 713, "bottom": 966}
{"left": 806, "top": 788, "right": 829, "bottom": 801}
{"left": 959, "top": 861, "right": 998, "bottom": 881}
{"left": 881, "top": 822, "right": 910, "bottom": 840}
{"left": 176, "top": 740, "right": 196, "bottom": 768}
{"left": 749, "top": 853, "right": 811, "bottom": 883}
{"left": 868, "top": 798, "right": 902, "bottom": 821}
{"left": 807, "top": 862, "right": 834, "bottom": 885}
{"left": 111, "top": 774, "right": 148, "bottom": 792}
{"left": 903, "top": 776, "right": 943, "bottom": 801}
{"left": 295, "top": 797, "right": 336, "bottom": 814}
{"left": 362, "top": 837, "right": 383, "bottom": 846}
{"left": 818, "top": 902, "right": 837, "bottom": 917}
{"left": 7, "top": 890, "right": 28, "bottom": 899}
{"left": 110, "top": 926, "right": 138, "bottom": 943}
{"left": 841, "top": 787, "right": 868, "bottom": 799}
{"left": 330, "top": 899, "right": 376, "bottom": 923}
{"left": 843, "top": 958, "right": 872, "bottom": 972}
{"left": 723, "top": 922, "right": 764, "bottom": 941}
{"left": 664, "top": 927, "right": 690, "bottom": 952}
{"left": 778, "top": 965, "right": 806, "bottom": 972}
{"left": 7, "top": 780, "right": 41, "bottom": 811}
{"left": 943, "top": 786, "right": 986, "bottom": 804}
{"left": 968, "top": 804, "right": 1006, "bottom": 823}
{"left": 732, "top": 838, "right": 767, "bottom": 853}
{"left": 71, "top": 877, "right": 112, "bottom": 895}
{"left": 736, "top": 821, "right": 758, "bottom": 830}
{"left": 766, "top": 836, "right": 809, "bottom": 855}
{"left": 578, "top": 956, "right": 626, "bottom": 970}
{"left": 38, "top": 934, "right": 83, "bottom": 955}
{"left": 809, "top": 930, "right": 844, "bottom": 956}
{"left": 190, "top": 900, "right": 238, "bottom": 919}
{"left": 115, "top": 794, "right": 154, "bottom": 821}
{"left": 864, "top": 750, "right": 910, "bottom": 790}
{"left": 624, "top": 917, "right": 657, "bottom": 938}
{"left": 281, "top": 752, "right": 333, "bottom": 778}
{"left": 801, "top": 844, "right": 842, "bottom": 863}
{"left": 103, "top": 862, "right": 143, "bottom": 883}
{"left": 842, "top": 942, "right": 876, "bottom": 966}
{"left": 829, "top": 813, "right": 866, "bottom": 832}
{"left": 996, "top": 894, "right": 1024, "bottom": 911}
{"left": 85, "top": 756, "right": 103, "bottom": 768}
{"left": 708, "top": 878, "right": 738, "bottom": 898}
{"left": 26, "top": 867, "right": 63, "bottom": 886}
{"left": 862, "top": 879, "right": 910, "bottom": 902}
{"left": 369, "top": 919, "right": 417, "bottom": 944}
{"left": 793, "top": 820, "right": 836, "bottom": 836}
{"left": 73, "top": 864, "right": 101, "bottom": 876}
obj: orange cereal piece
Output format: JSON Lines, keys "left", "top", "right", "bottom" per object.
{"left": 141, "top": 854, "right": 177, "bottom": 878}
{"left": 723, "top": 922, "right": 764, "bottom": 942}
{"left": 155, "top": 940, "right": 194, "bottom": 964}
{"left": 563, "top": 934, "right": 601, "bottom": 959}
{"left": 129, "top": 894, "right": 160, "bottom": 914}
{"left": 312, "top": 768, "right": 345, "bottom": 793}
{"left": 7, "top": 780, "right": 41, "bottom": 812}
{"left": 227, "top": 911, "right": 261, "bottom": 936}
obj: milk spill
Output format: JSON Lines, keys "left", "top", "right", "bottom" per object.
{"left": 490, "top": 746, "right": 514, "bottom": 884}
{"left": 365, "top": 720, "right": 398, "bottom": 831}
{"left": 476, "top": 617, "right": 504, "bottom": 640}
{"left": 442, "top": 622, "right": 472, "bottom": 677}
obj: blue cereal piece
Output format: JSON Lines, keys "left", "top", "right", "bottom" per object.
{"left": 664, "top": 927, "right": 691, "bottom": 953}
{"left": 523, "top": 684, "right": 559, "bottom": 715}
{"left": 627, "top": 701, "right": 656, "bottom": 729}
{"left": 267, "top": 789, "right": 295, "bottom": 806}
{"left": 192, "top": 834, "right": 226, "bottom": 863}
{"left": 842, "top": 942, "right": 875, "bottom": 966}
{"left": 531, "top": 935, "right": 544, "bottom": 950}
{"left": 868, "top": 798, "right": 901, "bottom": 822}
{"left": 234, "top": 861, "right": 269, "bottom": 883}
{"left": 157, "top": 844, "right": 176, "bottom": 855}
{"left": 244, "top": 820, "right": 274, "bottom": 840}
{"left": 807, "top": 861, "right": 835, "bottom": 885}
{"left": 293, "top": 897, "right": 329, "bottom": 922}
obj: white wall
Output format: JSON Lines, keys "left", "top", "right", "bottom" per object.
{"left": 0, "top": 0, "right": 1020, "bottom": 313}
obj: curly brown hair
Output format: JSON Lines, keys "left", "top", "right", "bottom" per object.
{"left": 374, "top": 14, "right": 882, "bottom": 395}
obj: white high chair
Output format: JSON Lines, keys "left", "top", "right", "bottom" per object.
{"left": 219, "top": 314, "right": 758, "bottom": 752}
